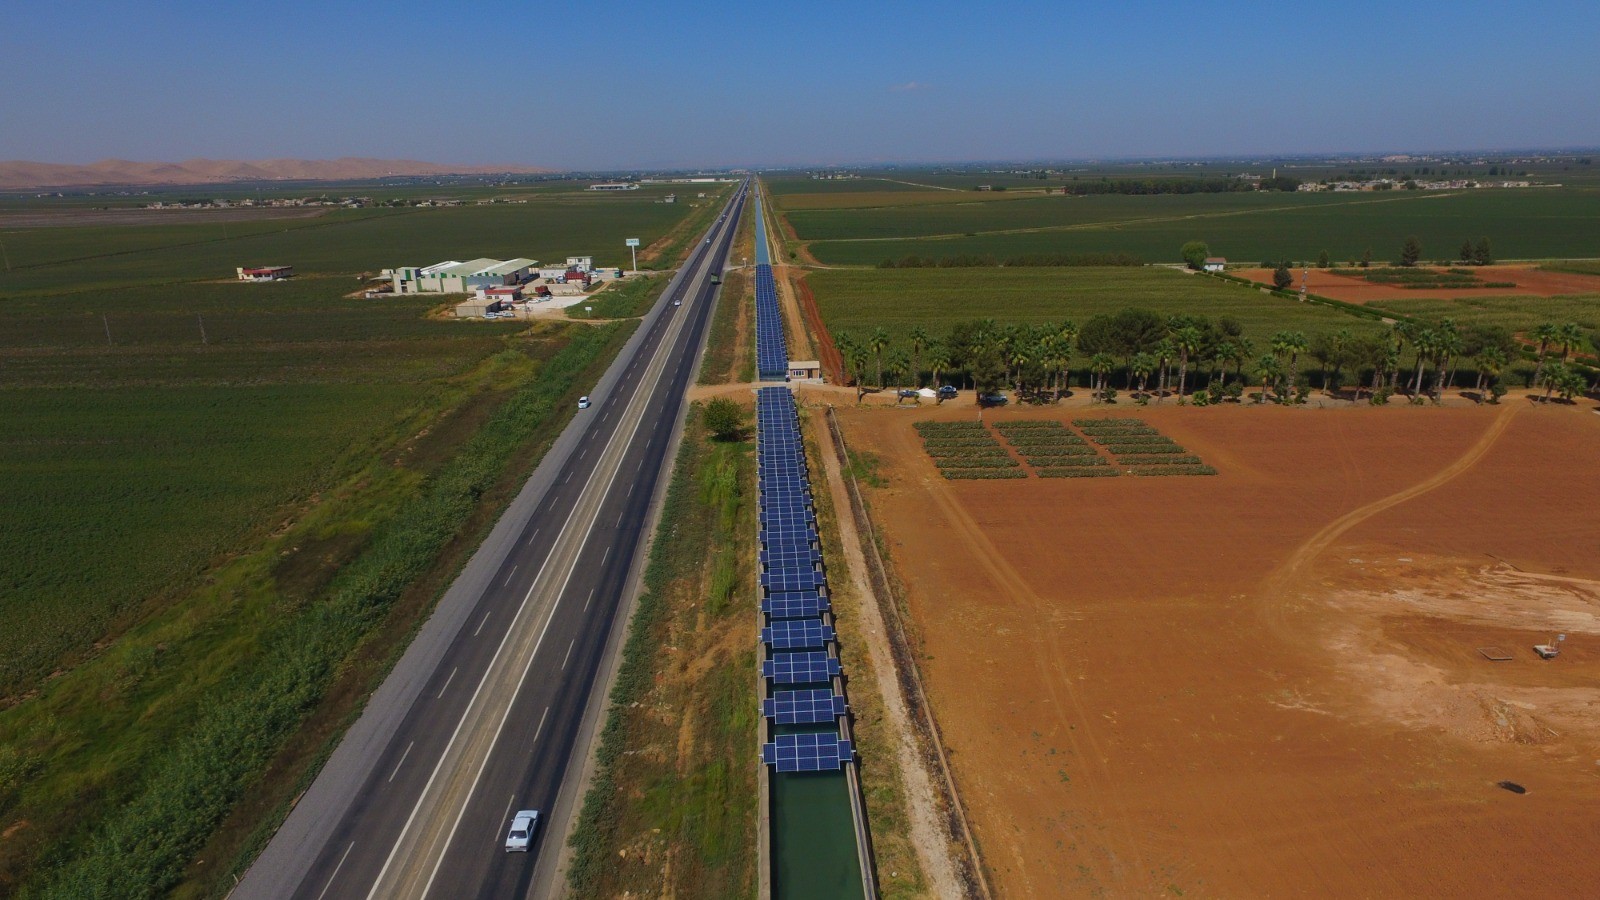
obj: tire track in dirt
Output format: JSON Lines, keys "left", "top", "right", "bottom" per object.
{"left": 1259, "top": 403, "right": 1520, "bottom": 633}
{"left": 889, "top": 424, "right": 1152, "bottom": 894}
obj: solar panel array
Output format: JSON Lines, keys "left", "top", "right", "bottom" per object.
{"left": 761, "top": 733, "right": 856, "bottom": 772}
{"left": 763, "top": 689, "right": 849, "bottom": 725}
{"left": 753, "top": 190, "right": 789, "bottom": 381}
{"left": 755, "top": 385, "right": 859, "bottom": 773}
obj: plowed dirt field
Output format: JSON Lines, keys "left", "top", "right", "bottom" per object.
{"left": 835, "top": 401, "right": 1600, "bottom": 898}
{"left": 1231, "top": 265, "right": 1600, "bottom": 302}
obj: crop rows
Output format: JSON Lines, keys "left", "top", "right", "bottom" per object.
{"left": 1127, "top": 465, "right": 1218, "bottom": 476}
{"left": 935, "top": 456, "right": 1018, "bottom": 469}
{"left": 1117, "top": 455, "right": 1203, "bottom": 466}
{"left": 1038, "top": 467, "right": 1120, "bottom": 478}
{"left": 942, "top": 469, "right": 1029, "bottom": 480}
{"left": 925, "top": 444, "right": 1012, "bottom": 458}
{"left": 1090, "top": 434, "right": 1179, "bottom": 446}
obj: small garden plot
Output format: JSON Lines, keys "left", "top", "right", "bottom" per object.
{"left": 917, "top": 418, "right": 1020, "bottom": 477}
{"left": 1074, "top": 418, "right": 1216, "bottom": 476}
{"left": 996, "top": 419, "right": 1101, "bottom": 471}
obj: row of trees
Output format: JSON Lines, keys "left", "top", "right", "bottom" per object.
{"left": 832, "top": 314, "right": 1599, "bottom": 406}
{"left": 1185, "top": 237, "right": 1494, "bottom": 272}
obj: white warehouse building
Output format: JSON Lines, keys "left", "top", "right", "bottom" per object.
{"left": 391, "top": 257, "right": 537, "bottom": 294}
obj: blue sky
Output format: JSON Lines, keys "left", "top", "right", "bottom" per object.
{"left": 4, "top": 0, "right": 1598, "bottom": 169}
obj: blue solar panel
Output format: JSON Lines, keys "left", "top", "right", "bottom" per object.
{"left": 760, "top": 530, "right": 819, "bottom": 552}
{"left": 761, "top": 618, "right": 835, "bottom": 649}
{"left": 761, "top": 545, "right": 822, "bottom": 568}
{"left": 762, "top": 590, "right": 829, "bottom": 618}
{"left": 760, "top": 569, "right": 827, "bottom": 593}
{"left": 762, "top": 650, "right": 842, "bottom": 684}
{"left": 763, "top": 689, "right": 848, "bottom": 725}
{"left": 761, "top": 733, "right": 855, "bottom": 772}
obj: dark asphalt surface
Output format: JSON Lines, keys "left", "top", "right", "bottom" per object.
{"left": 241, "top": 183, "right": 746, "bottom": 900}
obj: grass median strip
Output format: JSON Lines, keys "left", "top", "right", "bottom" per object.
{"left": 565, "top": 402, "right": 758, "bottom": 898}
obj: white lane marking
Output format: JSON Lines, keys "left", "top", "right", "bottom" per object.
{"left": 372, "top": 195, "right": 726, "bottom": 900}
{"left": 616, "top": 510, "right": 624, "bottom": 528}
{"left": 502, "top": 564, "right": 517, "bottom": 586}
{"left": 601, "top": 545, "right": 612, "bottom": 566}
{"left": 534, "top": 706, "right": 549, "bottom": 743}
{"left": 474, "top": 611, "right": 491, "bottom": 637}
{"left": 388, "top": 742, "right": 415, "bottom": 783}
{"left": 562, "top": 638, "right": 575, "bottom": 671}
{"left": 584, "top": 588, "right": 596, "bottom": 612}
{"left": 315, "top": 842, "right": 356, "bottom": 900}
{"left": 437, "top": 667, "right": 457, "bottom": 700}
{"left": 627, "top": 481, "right": 634, "bottom": 498}
{"left": 602, "top": 409, "right": 610, "bottom": 423}
{"left": 578, "top": 447, "right": 587, "bottom": 461}
{"left": 530, "top": 527, "right": 540, "bottom": 543}
{"left": 636, "top": 458, "right": 644, "bottom": 472}
{"left": 564, "top": 472, "right": 572, "bottom": 484}
{"left": 646, "top": 437, "right": 653, "bottom": 450}
{"left": 499, "top": 793, "right": 516, "bottom": 833}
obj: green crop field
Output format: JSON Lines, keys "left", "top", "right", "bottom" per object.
{"left": 1367, "top": 293, "right": 1600, "bottom": 335}
{"left": 807, "top": 267, "right": 1386, "bottom": 349}
{"left": 0, "top": 185, "right": 702, "bottom": 895}
{"left": 784, "top": 187, "right": 1600, "bottom": 266}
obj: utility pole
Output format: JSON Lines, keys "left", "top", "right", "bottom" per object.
{"left": 0, "top": 234, "right": 11, "bottom": 272}
{"left": 198, "top": 314, "right": 208, "bottom": 345}
{"left": 102, "top": 313, "right": 113, "bottom": 346}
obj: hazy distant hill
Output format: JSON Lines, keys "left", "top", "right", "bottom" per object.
{"left": 0, "top": 157, "right": 553, "bottom": 190}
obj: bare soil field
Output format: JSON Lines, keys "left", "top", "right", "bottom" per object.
{"left": 834, "top": 401, "right": 1600, "bottom": 898}
{"left": 1232, "top": 265, "right": 1600, "bottom": 302}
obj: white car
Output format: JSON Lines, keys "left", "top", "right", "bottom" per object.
{"left": 673, "top": 299, "right": 681, "bottom": 307}
{"left": 577, "top": 396, "right": 591, "bottom": 410}
{"left": 505, "top": 809, "right": 539, "bottom": 852}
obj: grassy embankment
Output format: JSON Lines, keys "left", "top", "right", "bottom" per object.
{"left": 565, "top": 403, "right": 759, "bottom": 898}
{"left": 775, "top": 188, "right": 1600, "bottom": 266}
{"left": 565, "top": 272, "right": 673, "bottom": 319}
{"left": 800, "top": 412, "right": 932, "bottom": 898}
{"left": 0, "top": 190, "right": 696, "bottom": 895}
{"left": 807, "top": 267, "right": 1387, "bottom": 350}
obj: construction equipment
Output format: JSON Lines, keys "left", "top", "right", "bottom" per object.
{"left": 1533, "top": 634, "right": 1566, "bottom": 660}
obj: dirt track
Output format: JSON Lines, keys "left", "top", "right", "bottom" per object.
{"left": 835, "top": 401, "right": 1600, "bottom": 898}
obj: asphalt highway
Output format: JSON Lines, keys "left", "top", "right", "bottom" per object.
{"left": 236, "top": 181, "right": 748, "bottom": 900}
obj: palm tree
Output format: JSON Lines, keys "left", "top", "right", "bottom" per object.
{"left": 1328, "top": 327, "right": 1352, "bottom": 392}
{"left": 835, "top": 332, "right": 860, "bottom": 384}
{"left": 1089, "top": 353, "right": 1115, "bottom": 402}
{"left": 908, "top": 325, "right": 929, "bottom": 387}
{"left": 1557, "top": 321, "right": 1585, "bottom": 366}
{"left": 1130, "top": 352, "right": 1156, "bottom": 396}
{"left": 1389, "top": 322, "right": 1412, "bottom": 393}
{"left": 868, "top": 327, "right": 891, "bottom": 389}
{"left": 1473, "top": 345, "right": 1507, "bottom": 400}
{"left": 1056, "top": 321, "right": 1079, "bottom": 395}
{"left": 1172, "top": 325, "right": 1203, "bottom": 401}
{"left": 1430, "top": 324, "right": 1462, "bottom": 402}
{"left": 1409, "top": 327, "right": 1437, "bottom": 397}
{"left": 1542, "top": 360, "right": 1568, "bottom": 402}
{"left": 1153, "top": 339, "right": 1175, "bottom": 402}
{"left": 1270, "top": 330, "right": 1309, "bottom": 397}
{"left": 1255, "top": 354, "right": 1284, "bottom": 403}
{"left": 1530, "top": 321, "right": 1559, "bottom": 389}
{"left": 1008, "top": 339, "right": 1033, "bottom": 396}
{"left": 886, "top": 347, "right": 911, "bottom": 390}
{"left": 926, "top": 343, "right": 952, "bottom": 399}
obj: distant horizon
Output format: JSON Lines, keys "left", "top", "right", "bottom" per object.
{"left": 4, "top": 144, "right": 1599, "bottom": 183}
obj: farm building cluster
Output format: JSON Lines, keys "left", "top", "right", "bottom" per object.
{"left": 371, "top": 256, "right": 626, "bottom": 318}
